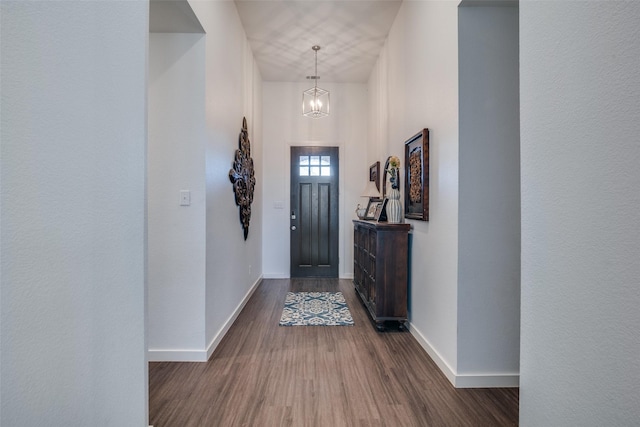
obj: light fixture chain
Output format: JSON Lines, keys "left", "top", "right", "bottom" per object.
{"left": 315, "top": 47, "right": 318, "bottom": 88}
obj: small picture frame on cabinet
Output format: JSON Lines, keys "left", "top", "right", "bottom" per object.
{"left": 364, "top": 198, "right": 382, "bottom": 220}
{"left": 374, "top": 198, "right": 388, "bottom": 222}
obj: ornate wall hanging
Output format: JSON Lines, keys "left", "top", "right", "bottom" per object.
{"left": 229, "top": 117, "right": 256, "bottom": 240}
{"left": 404, "top": 128, "right": 429, "bottom": 221}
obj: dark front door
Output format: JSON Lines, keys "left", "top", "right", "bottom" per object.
{"left": 290, "top": 146, "right": 339, "bottom": 277}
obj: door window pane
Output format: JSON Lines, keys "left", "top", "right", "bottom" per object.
{"left": 321, "top": 156, "right": 331, "bottom": 175}
{"left": 299, "top": 155, "right": 331, "bottom": 176}
{"left": 299, "top": 156, "right": 309, "bottom": 176}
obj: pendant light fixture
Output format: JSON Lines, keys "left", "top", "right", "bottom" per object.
{"left": 302, "top": 45, "right": 330, "bottom": 118}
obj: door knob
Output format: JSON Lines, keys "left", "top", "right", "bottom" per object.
{"left": 291, "top": 225, "right": 297, "bottom": 231}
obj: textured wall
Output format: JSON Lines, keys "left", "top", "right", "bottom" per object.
{"left": 148, "top": 33, "right": 207, "bottom": 359}
{"left": 457, "top": 4, "right": 520, "bottom": 381}
{"left": 1, "top": 1, "right": 148, "bottom": 424}
{"left": 261, "top": 82, "right": 369, "bottom": 279}
{"left": 368, "top": 1, "right": 521, "bottom": 388}
{"left": 369, "top": 0, "right": 461, "bottom": 380}
{"left": 148, "top": 1, "right": 263, "bottom": 362}
{"left": 520, "top": 1, "right": 640, "bottom": 425}
{"left": 187, "top": 1, "right": 264, "bottom": 355}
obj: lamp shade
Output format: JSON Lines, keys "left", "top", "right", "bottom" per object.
{"left": 361, "top": 180, "right": 381, "bottom": 199}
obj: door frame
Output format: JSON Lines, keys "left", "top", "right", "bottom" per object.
{"left": 288, "top": 144, "right": 344, "bottom": 278}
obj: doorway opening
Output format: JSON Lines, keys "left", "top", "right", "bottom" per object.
{"left": 290, "top": 146, "right": 339, "bottom": 277}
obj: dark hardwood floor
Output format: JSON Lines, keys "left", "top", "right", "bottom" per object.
{"left": 149, "top": 279, "right": 519, "bottom": 426}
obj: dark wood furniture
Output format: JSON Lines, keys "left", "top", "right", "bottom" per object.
{"left": 352, "top": 220, "right": 411, "bottom": 331}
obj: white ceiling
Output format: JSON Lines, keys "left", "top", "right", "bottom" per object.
{"left": 234, "top": 0, "right": 403, "bottom": 83}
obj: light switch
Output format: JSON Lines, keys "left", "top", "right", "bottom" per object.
{"left": 180, "top": 190, "right": 191, "bottom": 206}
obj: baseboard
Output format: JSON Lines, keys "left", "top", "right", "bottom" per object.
{"left": 263, "top": 273, "right": 354, "bottom": 280}
{"left": 147, "top": 348, "right": 208, "bottom": 362}
{"left": 454, "top": 373, "right": 519, "bottom": 388}
{"left": 147, "top": 276, "right": 263, "bottom": 362}
{"left": 408, "top": 322, "right": 519, "bottom": 388}
{"left": 206, "top": 275, "right": 263, "bottom": 360}
{"left": 408, "top": 322, "right": 458, "bottom": 386}
{"left": 262, "top": 273, "right": 290, "bottom": 279}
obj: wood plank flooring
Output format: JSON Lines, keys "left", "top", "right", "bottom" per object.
{"left": 149, "top": 279, "right": 519, "bottom": 426}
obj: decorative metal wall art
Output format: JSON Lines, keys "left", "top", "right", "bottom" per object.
{"left": 229, "top": 117, "right": 256, "bottom": 240}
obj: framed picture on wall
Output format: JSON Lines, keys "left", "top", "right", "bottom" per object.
{"left": 369, "top": 161, "right": 380, "bottom": 192}
{"left": 404, "top": 128, "right": 429, "bottom": 221}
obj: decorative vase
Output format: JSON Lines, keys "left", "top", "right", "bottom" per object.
{"left": 386, "top": 188, "right": 402, "bottom": 223}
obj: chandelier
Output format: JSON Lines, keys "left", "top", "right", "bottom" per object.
{"left": 302, "top": 45, "right": 330, "bottom": 118}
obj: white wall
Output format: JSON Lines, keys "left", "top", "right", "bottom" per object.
{"left": 148, "top": 33, "right": 207, "bottom": 358}
{"left": 369, "top": 1, "right": 520, "bottom": 387}
{"left": 369, "top": 0, "right": 461, "bottom": 381}
{"left": 147, "top": 1, "right": 262, "bottom": 362}
{"left": 1, "top": 1, "right": 148, "bottom": 425}
{"left": 457, "top": 4, "right": 520, "bottom": 382}
{"left": 261, "top": 82, "right": 369, "bottom": 279}
{"left": 187, "top": 1, "right": 264, "bottom": 358}
{"left": 520, "top": 2, "right": 640, "bottom": 425}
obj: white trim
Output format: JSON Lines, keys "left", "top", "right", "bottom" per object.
{"left": 206, "top": 275, "right": 263, "bottom": 360}
{"left": 147, "top": 276, "right": 263, "bottom": 362}
{"left": 263, "top": 273, "right": 353, "bottom": 280}
{"left": 147, "top": 349, "right": 208, "bottom": 362}
{"left": 262, "top": 273, "right": 290, "bottom": 279}
{"left": 458, "top": 0, "right": 518, "bottom": 7}
{"left": 408, "top": 322, "right": 457, "bottom": 386}
{"left": 455, "top": 373, "right": 519, "bottom": 388}
{"left": 262, "top": 273, "right": 353, "bottom": 280}
{"left": 264, "top": 273, "right": 352, "bottom": 279}
{"left": 408, "top": 322, "right": 519, "bottom": 388}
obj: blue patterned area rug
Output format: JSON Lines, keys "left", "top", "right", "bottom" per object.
{"left": 279, "top": 292, "right": 354, "bottom": 326}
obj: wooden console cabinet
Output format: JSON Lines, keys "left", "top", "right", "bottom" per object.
{"left": 353, "top": 220, "right": 411, "bottom": 331}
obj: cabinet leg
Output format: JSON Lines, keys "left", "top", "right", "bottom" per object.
{"left": 375, "top": 321, "right": 386, "bottom": 332}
